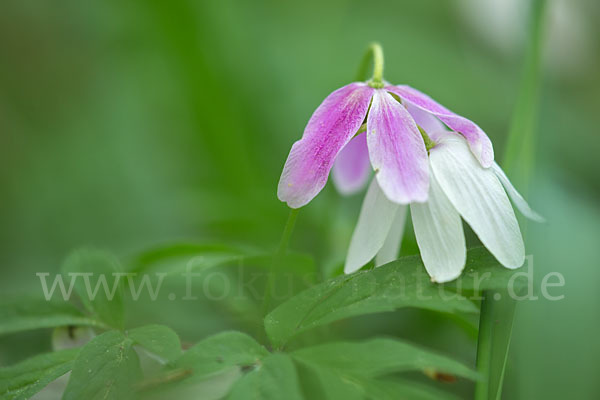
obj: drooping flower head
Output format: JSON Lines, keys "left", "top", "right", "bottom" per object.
{"left": 277, "top": 44, "right": 538, "bottom": 282}
{"left": 277, "top": 47, "right": 494, "bottom": 208}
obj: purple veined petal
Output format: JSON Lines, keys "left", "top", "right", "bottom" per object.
{"left": 332, "top": 132, "right": 371, "bottom": 195}
{"left": 386, "top": 85, "right": 494, "bottom": 168}
{"left": 344, "top": 179, "right": 401, "bottom": 274}
{"left": 367, "top": 89, "right": 429, "bottom": 204}
{"left": 411, "top": 167, "right": 466, "bottom": 283}
{"left": 278, "top": 83, "right": 375, "bottom": 208}
{"left": 430, "top": 135, "right": 525, "bottom": 269}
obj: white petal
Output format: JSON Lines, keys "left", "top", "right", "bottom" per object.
{"left": 344, "top": 179, "right": 400, "bottom": 274}
{"left": 411, "top": 171, "right": 466, "bottom": 283}
{"left": 375, "top": 205, "right": 407, "bottom": 267}
{"left": 429, "top": 137, "right": 525, "bottom": 269}
{"left": 492, "top": 162, "right": 545, "bottom": 222}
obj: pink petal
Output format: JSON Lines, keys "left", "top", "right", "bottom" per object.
{"left": 367, "top": 89, "right": 429, "bottom": 204}
{"left": 332, "top": 133, "right": 371, "bottom": 195}
{"left": 386, "top": 85, "right": 494, "bottom": 167}
{"left": 404, "top": 102, "right": 445, "bottom": 134}
{"left": 278, "top": 83, "right": 375, "bottom": 208}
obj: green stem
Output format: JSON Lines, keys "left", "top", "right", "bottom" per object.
{"left": 502, "top": 0, "right": 547, "bottom": 186}
{"left": 277, "top": 208, "right": 300, "bottom": 257}
{"left": 475, "top": 1, "right": 546, "bottom": 399}
{"left": 474, "top": 292, "right": 495, "bottom": 400}
{"left": 356, "top": 42, "right": 385, "bottom": 88}
{"left": 262, "top": 209, "right": 299, "bottom": 316}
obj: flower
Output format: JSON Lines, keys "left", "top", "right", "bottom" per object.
{"left": 344, "top": 127, "right": 543, "bottom": 283}
{"left": 277, "top": 83, "right": 494, "bottom": 209}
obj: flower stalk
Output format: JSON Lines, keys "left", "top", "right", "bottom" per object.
{"left": 356, "top": 42, "right": 385, "bottom": 88}
{"left": 262, "top": 208, "right": 300, "bottom": 317}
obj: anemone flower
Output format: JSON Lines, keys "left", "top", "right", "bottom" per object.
{"left": 277, "top": 83, "right": 493, "bottom": 209}
{"left": 343, "top": 127, "right": 543, "bottom": 283}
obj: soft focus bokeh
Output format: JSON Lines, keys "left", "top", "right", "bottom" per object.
{"left": 1, "top": 0, "right": 599, "bottom": 398}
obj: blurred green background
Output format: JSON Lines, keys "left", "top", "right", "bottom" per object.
{"left": 0, "top": 0, "right": 599, "bottom": 398}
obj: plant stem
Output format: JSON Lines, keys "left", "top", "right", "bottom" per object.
{"left": 502, "top": 0, "right": 547, "bottom": 187}
{"left": 474, "top": 292, "right": 495, "bottom": 400}
{"left": 356, "top": 42, "right": 385, "bottom": 87}
{"left": 277, "top": 208, "right": 300, "bottom": 257}
{"left": 261, "top": 208, "right": 299, "bottom": 317}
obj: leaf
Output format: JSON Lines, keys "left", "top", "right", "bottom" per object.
{"left": 0, "top": 298, "right": 104, "bottom": 336}
{"left": 138, "top": 368, "right": 243, "bottom": 400}
{"left": 226, "top": 353, "right": 303, "bottom": 400}
{"left": 265, "top": 253, "right": 478, "bottom": 348}
{"left": 0, "top": 349, "right": 79, "bottom": 400}
{"left": 127, "top": 242, "right": 252, "bottom": 275}
{"left": 63, "top": 330, "right": 142, "bottom": 400}
{"left": 293, "top": 361, "right": 364, "bottom": 400}
{"left": 128, "top": 324, "right": 182, "bottom": 363}
{"left": 61, "top": 249, "right": 125, "bottom": 329}
{"left": 364, "top": 378, "right": 462, "bottom": 400}
{"left": 291, "top": 338, "right": 474, "bottom": 400}
{"left": 173, "top": 331, "right": 268, "bottom": 380}
{"left": 446, "top": 247, "right": 528, "bottom": 292}
{"left": 292, "top": 338, "right": 479, "bottom": 381}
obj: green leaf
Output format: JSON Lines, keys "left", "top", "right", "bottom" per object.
{"left": 291, "top": 338, "right": 474, "bottom": 400}
{"left": 128, "top": 242, "right": 252, "bottom": 275}
{"left": 226, "top": 353, "right": 303, "bottom": 400}
{"left": 265, "top": 253, "right": 478, "bottom": 348}
{"left": 294, "top": 361, "right": 364, "bottom": 400}
{"left": 61, "top": 249, "right": 125, "bottom": 329}
{"left": 138, "top": 368, "right": 243, "bottom": 400}
{"left": 447, "top": 247, "right": 528, "bottom": 292}
{"left": 128, "top": 324, "right": 182, "bottom": 363}
{"left": 63, "top": 330, "right": 142, "bottom": 400}
{"left": 364, "top": 378, "right": 462, "bottom": 400}
{"left": 292, "top": 338, "right": 479, "bottom": 381}
{"left": 0, "top": 298, "right": 104, "bottom": 336}
{"left": 173, "top": 331, "right": 267, "bottom": 380}
{"left": 0, "top": 349, "right": 79, "bottom": 400}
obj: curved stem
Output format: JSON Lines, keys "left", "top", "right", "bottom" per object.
{"left": 369, "top": 42, "right": 384, "bottom": 85}
{"left": 356, "top": 42, "right": 385, "bottom": 87}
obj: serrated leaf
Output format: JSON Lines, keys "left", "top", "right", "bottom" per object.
{"left": 226, "top": 353, "right": 303, "bottom": 400}
{"left": 292, "top": 338, "right": 479, "bottom": 381}
{"left": 128, "top": 324, "right": 182, "bottom": 363}
{"left": 265, "top": 253, "right": 478, "bottom": 348}
{"left": 61, "top": 249, "right": 125, "bottom": 329}
{"left": 63, "top": 330, "right": 142, "bottom": 400}
{"left": 0, "top": 298, "right": 104, "bottom": 336}
{"left": 0, "top": 349, "right": 79, "bottom": 400}
{"left": 173, "top": 331, "right": 267, "bottom": 380}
